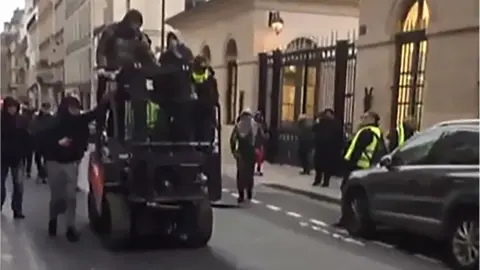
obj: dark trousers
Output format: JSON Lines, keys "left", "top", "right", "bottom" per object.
{"left": 298, "top": 147, "right": 312, "bottom": 173}
{"left": 236, "top": 157, "right": 255, "bottom": 198}
{"left": 96, "top": 77, "right": 126, "bottom": 141}
{"left": 194, "top": 104, "right": 215, "bottom": 142}
{"left": 314, "top": 171, "right": 332, "bottom": 186}
{"left": 1, "top": 164, "right": 23, "bottom": 213}
{"left": 34, "top": 151, "right": 47, "bottom": 179}
{"left": 160, "top": 99, "right": 193, "bottom": 142}
{"left": 23, "top": 150, "right": 33, "bottom": 176}
{"left": 339, "top": 165, "right": 361, "bottom": 223}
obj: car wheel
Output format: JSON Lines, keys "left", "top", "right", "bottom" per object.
{"left": 446, "top": 212, "right": 479, "bottom": 270}
{"left": 344, "top": 189, "right": 374, "bottom": 238}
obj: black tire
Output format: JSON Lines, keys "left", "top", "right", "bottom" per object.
{"left": 87, "top": 188, "right": 102, "bottom": 233}
{"left": 100, "top": 193, "right": 132, "bottom": 250}
{"left": 344, "top": 188, "right": 375, "bottom": 238}
{"left": 445, "top": 211, "right": 479, "bottom": 270}
{"left": 183, "top": 199, "right": 213, "bottom": 248}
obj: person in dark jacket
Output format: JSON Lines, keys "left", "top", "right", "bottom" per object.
{"left": 1, "top": 97, "right": 27, "bottom": 218}
{"left": 312, "top": 109, "right": 345, "bottom": 187}
{"left": 254, "top": 111, "right": 268, "bottom": 176}
{"left": 38, "top": 93, "right": 112, "bottom": 242}
{"left": 387, "top": 116, "right": 416, "bottom": 152}
{"left": 33, "top": 102, "right": 53, "bottom": 184}
{"left": 19, "top": 102, "right": 35, "bottom": 179}
{"left": 192, "top": 55, "right": 219, "bottom": 142}
{"left": 297, "top": 114, "right": 314, "bottom": 175}
{"left": 230, "top": 109, "right": 257, "bottom": 204}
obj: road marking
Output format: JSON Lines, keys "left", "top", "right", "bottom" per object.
{"left": 413, "top": 254, "right": 443, "bottom": 264}
{"left": 332, "top": 233, "right": 342, "bottom": 239}
{"left": 266, "top": 204, "right": 281, "bottom": 211}
{"left": 309, "top": 218, "right": 328, "bottom": 227}
{"left": 343, "top": 238, "right": 365, "bottom": 246}
{"left": 286, "top": 211, "right": 302, "bottom": 218}
{"left": 250, "top": 199, "right": 261, "bottom": 204}
{"left": 230, "top": 193, "right": 239, "bottom": 198}
{"left": 222, "top": 188, "right": 230, "bottom": 192}
{"left": 311, "top": 225, "right": 330, "bottom": 235}
{"left": 299, "top": 221, "right": 309, "bottom": 227}
{"left": 372, "top": 241, "right": 395, "bottom": 249}
{"left": 334, "top": 228, "right": 348, "bottom": 235}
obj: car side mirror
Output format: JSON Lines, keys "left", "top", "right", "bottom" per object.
{"left": 379, "top": 155, "right": 394, "bottom": 169}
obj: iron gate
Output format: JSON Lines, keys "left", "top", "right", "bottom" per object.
{"left": 258, "top": 40, "right": 357, "bottom": 165}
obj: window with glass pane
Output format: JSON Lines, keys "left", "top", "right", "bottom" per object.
{"left": 305, "top": 67, "right": 316, "bottom": 117}
{"left": 281, "top": 66, "right": 296, "bottom": 122}
{"left": 393, "top": 128, "right": 443, "bottom": 165}
{"left": 427, "top": 129, "right": 479, "bottom": 165}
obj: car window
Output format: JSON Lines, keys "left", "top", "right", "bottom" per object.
{"left": 427, "top": 129, "right": 479, "bottom": 165}
{"left": 392, "top": 128, "right": 444, "bottom": 165}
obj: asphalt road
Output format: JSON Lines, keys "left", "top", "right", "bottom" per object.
{"left": 1, "top": 175, "right": 448, "bottom": 270}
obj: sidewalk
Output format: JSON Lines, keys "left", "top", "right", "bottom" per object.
{"left": 222, "top": 163, "right": 342, "bottom": 205}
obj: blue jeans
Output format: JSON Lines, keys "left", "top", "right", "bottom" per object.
{"left": 1, "top": 164, "right": 23, "bottom": 213}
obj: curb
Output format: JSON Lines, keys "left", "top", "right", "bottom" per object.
{"left": 263, "top": 183, "right": 341, "bottom": 205}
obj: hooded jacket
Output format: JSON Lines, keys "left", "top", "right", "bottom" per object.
{"left": 1, "top": 97, "right": 28, "bottom": 165}
{"left": 40, "top": 97, "right": 99, "bottom": 163}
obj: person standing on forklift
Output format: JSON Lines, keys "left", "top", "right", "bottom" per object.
{"left": 230, "top": 109, "right": 257, "bottom": 204}
{"left": 335, "top": 111, "right": 386, "bottom": 227}
{"left": 192, "top": 55, "right": 219, "bottom": 142}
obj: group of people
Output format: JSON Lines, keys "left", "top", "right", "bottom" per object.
{"left": 1, "top": 100, "right": 52, "bottom": 218}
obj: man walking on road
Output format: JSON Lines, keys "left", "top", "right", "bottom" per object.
{"left": 1, "top": 97, "right": 28, "bottom": 219}
{"left": 230, "top": 109, "right": 257, "bottom": 204}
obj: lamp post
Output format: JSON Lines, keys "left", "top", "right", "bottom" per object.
{"left": 269, "top": 11, "right": 284, "bottom": 36}
{"left": 160, "top": 0, "right": 166, "bottom": 52}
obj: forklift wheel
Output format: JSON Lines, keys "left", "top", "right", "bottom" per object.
{"left": 100, "top": 193, "right": 132, "bottom": 250}
{"left": 87, "top": 189, "right": 103, "bottom": 233}
{"left": 183, "top": 199, "right": 213, "bottom": 248}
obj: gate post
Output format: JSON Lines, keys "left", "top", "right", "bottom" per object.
{"left": 333, "top": 40, "right": 349, "bottom": 130}
{"left": 257, "top": 53, "right": 268, "bottom": 114}
{"left": 266, "top": 49, "right": 282, "bottom": 162}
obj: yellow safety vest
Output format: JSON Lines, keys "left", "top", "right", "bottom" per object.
{"left": 344, "top": 126, "right": 382, "bottom": 169}
{"left": 192, "top": 70, "right": 210, "bottom": 84}
{"left": 397, "top": 124, "right": 405, "bottom": 147}
{"left": 146, "top": 101, "right": 160, "bottom": 129}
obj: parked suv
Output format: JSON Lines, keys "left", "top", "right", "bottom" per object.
{"left": 342, "top": 122, "right": 479, "bottom": 270}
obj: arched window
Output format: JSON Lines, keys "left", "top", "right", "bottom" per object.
{"left": 285, "top": 37, "right": 317, "bottom": 52}
{"left": 225, "top": 38, "right": 238, "bottom": 124}
{"left": 393, "top": 0, "right": 429, "bottom": 129}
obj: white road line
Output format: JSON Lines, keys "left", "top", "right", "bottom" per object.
{"left": 299, "top": 221, "right": 309, "bottom": 227}
{"left": 311, "top": 226, "right": 330, "bottom": 235}
{"left": 230, "top": 193, "right": 239, "bottom": 198}
{"left": 413, "top": 254, "right": 443, "bottom": 264}
{"left": 332, "top": 233, "right": 342, "bottom": 239}
{"left": 309, "top": 218, "right": 328, "bottom": 227}
{"left": 250, "top": 199, "right": 261, "bottom": 204}
{"left": 343, "top": 238, "right": 365, "bottom": 246}
{"left": 266, "top": 204, "right": 281, "bottom": 211}
{"left": 334, "top": 229, "right": 348, "bottom": 235}
{"left": 286, "top": 211, "right": 302, "bottom": 218}
{"left": 372, "top": 241, "right": 395, "bottom": 249}
{"left": 222, "top": 188, "right": 230, "bottom": 192}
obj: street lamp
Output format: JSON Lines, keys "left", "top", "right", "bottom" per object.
{"left": 269, "top": 11, "right": 284, "bottom": 35}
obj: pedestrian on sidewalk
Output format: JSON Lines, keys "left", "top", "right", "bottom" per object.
{"left": 335, "top": 111, "right": 386, "bottom": 227}
{"left": 1, "top": 97, "right": 28, "bottom": 219}
{"left": 312, "top": 109, "right": 345, "bottom": 187}
{"left": 35, "top": 93, "right": 113, "bottom": 242}
{"left": 297, "top": 114, "right": 314, "bottom": 175}
{"left": 254, "top": 111, "right": 268, "bottom": 176}
{"left": 230, "top": 108, "right": 257, "bottom": 204}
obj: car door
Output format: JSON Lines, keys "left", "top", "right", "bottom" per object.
{"left": 406, "top": 127, "right": 479, "bottom": 232}
{"left": 370, "top": 128, "right": 444, "bottom": 224}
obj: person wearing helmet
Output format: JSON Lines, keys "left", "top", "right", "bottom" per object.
{"left": 192, "top": 55, "right": 219, "bottom": 142}
{"left": 95, "top": 9, "right": 158, "bottom": 141}
{"left": 230, "top": 108, "right": 258, "bottom": 204}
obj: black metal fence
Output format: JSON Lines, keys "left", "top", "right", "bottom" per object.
{"left": 257, "top": 40, "right": 357, "bottom": 165}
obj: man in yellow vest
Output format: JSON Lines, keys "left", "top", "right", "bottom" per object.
{"left": 387, "top": 116, "right": 416, "bottom": 152}
{"left": 192, "top": 55, "right": 219, "bottom": 142}
{"left": 335, "top": 111, "right": 385, "bottom": 227}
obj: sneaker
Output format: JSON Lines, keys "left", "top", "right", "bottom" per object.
{"left": 13, "top": 212, "right": 25, "bottom": 219}
{"left": 66, "top": 227, "right": 80, "bottom": 242}
{"left": 48, "top": 218, "right": 57, "bottom": 237}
